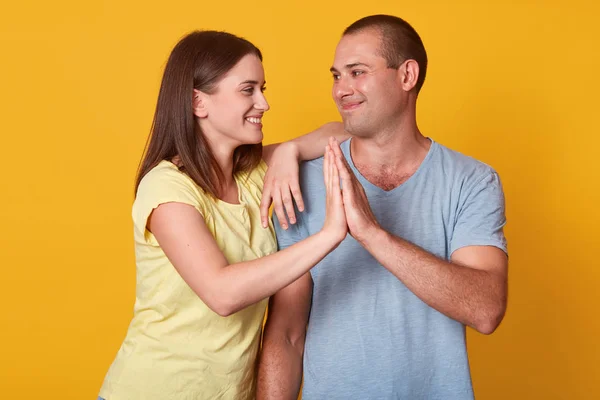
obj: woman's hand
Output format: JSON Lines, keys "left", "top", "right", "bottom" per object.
{"left": 321, "top": 142, "right": 348, "bottom": 245}
{"left": 260, "top": 142, "right": 305, "bottom": 229}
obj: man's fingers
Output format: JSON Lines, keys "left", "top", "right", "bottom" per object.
{"left": 331, "top": 137, "right": 344, "bottom": 159}
{"left": 331, "top": 138, "right": 354, "bottom": 173}
{"left": 331, "top": 152, "right": 342, "bottom": 205}
{"left": 334, "top": 151, "right": 352, "bottom": 178}
{"left": 334, "top": 152, "right": 358, "bottom": 209}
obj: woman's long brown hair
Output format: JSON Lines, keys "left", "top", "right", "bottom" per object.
{"left": 135, "top": 31, "right": 263, "bottom": 197}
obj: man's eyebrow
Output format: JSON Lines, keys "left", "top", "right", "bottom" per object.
{"left": 330, "top": 62, "right": 370, "bottom": 73}
{"left": 346, "top": 62, "right": 370, "bottom": 69}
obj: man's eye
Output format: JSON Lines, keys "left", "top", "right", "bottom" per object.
{"left": 332, "top": 74, "right": 340, "bottom": 80}
{"left": 352, "top": 70, "right": 364, "bottom": 76}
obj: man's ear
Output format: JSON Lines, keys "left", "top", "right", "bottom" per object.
{"left": 193, "top": 89, "right": 209, "bottom": 118}
{"left": 398, "top": 59, "right": 420, "bottom": 92}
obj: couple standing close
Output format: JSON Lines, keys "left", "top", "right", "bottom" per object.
{"left": 99, "top": 14, "right": 508, "bottom": 400}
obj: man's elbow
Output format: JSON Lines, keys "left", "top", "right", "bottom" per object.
{"left": 263, "top": 327, "right": 306, "bottom": 359}
{"left": 474, "top": 302, "right": 506, "bottom": 335}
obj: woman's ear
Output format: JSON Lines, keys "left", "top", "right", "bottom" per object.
{"left": 192, "top": 89, "right": 209, "bottom": 118}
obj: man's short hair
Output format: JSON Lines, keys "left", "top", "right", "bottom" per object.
{"left": 344, "top": 15, "right": 428, "bottom": 93}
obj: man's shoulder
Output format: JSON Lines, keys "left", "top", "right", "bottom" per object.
{"left": 300, "top": 157, "right": 325, "bottom": 173}
{"left": 434, "top": 141, "right": 498, "bottom": 182}
{"left": 298, "top": 157, "right": 326, "bottom": 190}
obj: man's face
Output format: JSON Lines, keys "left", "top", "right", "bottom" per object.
{"left": 331, "top": 29, "right": 404, "bottom": 137}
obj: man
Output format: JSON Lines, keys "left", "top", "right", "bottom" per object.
{"left": 257, "top": 14, "right": 508, "bottom": 400}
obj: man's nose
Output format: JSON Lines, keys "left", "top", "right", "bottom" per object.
{"left": 333, "top": 76, "right": 353, "bottom": 101}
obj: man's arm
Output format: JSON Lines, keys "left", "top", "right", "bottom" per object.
{"left": 331, "top": 138, "right": 508, "bottom": 334}
{"left": 257, "top": 273, "right": 313, "bottom": 399}
{"left": 362, "top": 232, "right": 507, "bottom": 334}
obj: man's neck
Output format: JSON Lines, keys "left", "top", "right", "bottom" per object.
{"left": 349, "top": 123, "right": 431, "bottom": 191}
{"left": 351, "top": 124, "right": 430, "bottom": 169}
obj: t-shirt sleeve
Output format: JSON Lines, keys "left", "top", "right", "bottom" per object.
{"left": 132, "top": 166, "right": 205, "bottom": 245}
{"left": 450, "top": 171, "right": 508, "bottom": 255}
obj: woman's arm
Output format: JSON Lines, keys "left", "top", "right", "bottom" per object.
{"left": 148, "top": 146, "right": 347, "bottom": 316}
{"left": 262, "top": 121, "right": 348, "bottom": 164}
{"left": 260, "top": 121, "right": 349, "bottom": 228}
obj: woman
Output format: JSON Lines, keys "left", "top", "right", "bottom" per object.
{"left": 98, "top": 30, "right": 346, "bottom": 399}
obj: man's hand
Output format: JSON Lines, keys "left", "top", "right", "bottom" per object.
{"left": 330, "top": 137, "right": 380, "bottom": 243}
{"left": 260, "top": 142, "right": 305, "bottom": 230}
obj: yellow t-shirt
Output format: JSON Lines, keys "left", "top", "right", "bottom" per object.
{"left": 99, "top": 160, "right": 277, "bottom": 400}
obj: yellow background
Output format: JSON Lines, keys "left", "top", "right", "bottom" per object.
{"left": 1, "top": 0, "right": 598, "bottom": 398}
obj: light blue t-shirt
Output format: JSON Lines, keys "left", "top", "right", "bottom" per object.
{"left": 273, "top": 138, "right": 507, "bottom": 400}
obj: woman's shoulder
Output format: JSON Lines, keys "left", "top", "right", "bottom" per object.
{"left": 139, "top": 161, "right": 198, "bottom": 193}
{"left": 135, "top": 160, "right": 209, "bottom": 210}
